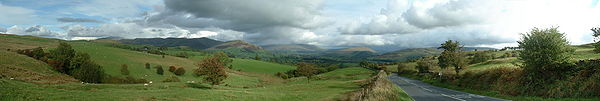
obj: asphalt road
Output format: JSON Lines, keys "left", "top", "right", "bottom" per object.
{"left": 388, "top": 74, "right": 508, "bottom": 101}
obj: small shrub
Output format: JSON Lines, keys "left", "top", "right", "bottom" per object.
{"left": 156, "top": 66, "right": 164, "bottom": 75}
{"left": 169, "top": 66, "right": 176, "bottom": 72}
{"left": 174, "top": 68, "right": 186, "bottom": 76}
{"left": 121, "top": 64, "right": 129, "bottom": 75}
{"left": 162, "top": 76, "right": 181, "bottom": 82}
{"left": 103, "top": 76, "right": 148, "bottom": 84}
{"left": 145, "top": 63, "right": 150, "bottom": 69}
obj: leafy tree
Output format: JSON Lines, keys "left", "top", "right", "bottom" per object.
{"left": 174, "top": 68, "right": 186, "bottom": 76}
{"left": 156, "top": 66, "right": 164, "bottom": 75}
{"left": 69, "top": 52, "right": 105, "bottom": 83}
{"left": 196, "top": 53, "right": 228, "bottom": 86}
{"left": 518, "top": 27, "right": 574, "bottom": 91}
{"left": 121, "top": 64, "right": 129, "bottom": 75}
{"left": 48, "top": 42, "right": 76, "bottom": 73}
{"left": 145, "top": 63, "right": 150, "bottom": 69}
{"left": 438, "top": 40, "right": 468, "bottom": 74}
{"left": 296, "top": 62, "right": 317, "bottom": 83}
{"left": 169, "top": 66, "right": 177, "bottom": 72}
{"left": 591, "top": 27, "right": 600, "bottom": 53}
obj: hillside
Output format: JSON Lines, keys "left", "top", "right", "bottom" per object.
{"left": 0, "top": 34, "right": 399, "bottom": 101}
{"left": 208, "top": 40, "right": 262, "bottom": 50}
{"left": 119, "top": 37, "right": 224, "bottom": 50}
{"left": 332, "top": 46, "right": 377, "bottom": 53}
{"left": 262, "top": 44, "right": 324, "bottom": 52}
{"left": 374, "top": 48, "right": 442, "bottom": 61}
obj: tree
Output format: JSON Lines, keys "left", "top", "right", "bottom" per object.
{"left": 69, "top": 52, "right": 105, "bottom": 83}
{"left": 174, "top": 68, "right": 186, "bottom": 76}
{"left": 121, "top": 64, "right": 129, "bottom": 75}
{"left": 145, "top": 63, "right": 150, "bottom": 69}
{"left": 591, "top": 27, "right": 600, "bottom": 53}
{"left": 156, "top": 66, "right": 164, "bottom": 75}
{"left": 196, "top": 53, "right": 228, "bottom": 86}
{"left": 438, "top": 40, "right": 468, "bottom": 74}
{"left": 169, "top": 66, "right": 177, "bottom": 72}
{"left": 296, "top": 62, "right": 317, "bottom": 83}
{"left": 518, "top": 27, "right": 574, "bottom": 88}
{"left": 48, "top": 42, "right": 76, "bottom": 73}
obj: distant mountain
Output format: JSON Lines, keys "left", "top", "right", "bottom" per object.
{"left": 331, "top": 46, "right": 377, "bottom": 53}
{"left": 96, "top": 36, "right": 125, "bottom": 40}
{"left": 373, "top": 48, "right": 442, "bottom": 61}
{"left": 262, "top": 44, "right": 324, "bottom": 52}
{"left": 371, "top": 46, "right": 497, "bottom": 62}
{"left": 119, "top": 37, "right": 224, "bottom": 50}
{"left": 463, "top": 47, "right": 497, "bottom": 51}
{"left": 208, "top": 40, "right": 262, "bottom": 50}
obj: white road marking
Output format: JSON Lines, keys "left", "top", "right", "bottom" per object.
{"left": 441, "top": 94, "right": 467, "bottom": 101}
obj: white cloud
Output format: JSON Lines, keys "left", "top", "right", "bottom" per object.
{"left": 6, "top": 25, "right": 61, "bottom": 37}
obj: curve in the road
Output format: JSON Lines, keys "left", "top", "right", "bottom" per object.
{"left": 388, "top": 74, "right": 509, "bottom": 101}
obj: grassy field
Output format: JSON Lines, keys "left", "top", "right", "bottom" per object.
{"left": 1, "top": 34, "right": 411, "bottom": 101}
{"left": 1, "top": 67, "right": 377, "bottom": 101}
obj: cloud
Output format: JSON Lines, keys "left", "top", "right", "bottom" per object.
{"left": 72, "top": 0, "right": 162, "bottom": 18}
{"left": 6, "top": 25, "right": 61, "bottom": 37}
{"left": 0, "top": 27, "right": 6, "bottom": 33}
{"left": 159, "top": 0, "right": 329, "bottom": 45}
{"left": 56, "top": 17, "right": 102, "bottom": 23}
{"left": 0, "top": 3, "right": 37, "bottom": 24}
{"left": 339, "top": 0, "right": 500, "bottom": 35}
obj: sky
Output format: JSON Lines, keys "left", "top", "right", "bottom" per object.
{"left": 1, "top": 0, "right": 599, "bottom": 49}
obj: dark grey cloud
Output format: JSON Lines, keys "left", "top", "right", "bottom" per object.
{"left": 157, "top": 0, "right": 328, "bottom": 45}
{"left": 56, "top": 17, "right": 102, "bottom": 23}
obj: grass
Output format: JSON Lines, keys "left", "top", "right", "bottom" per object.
{"left": 1, "top": 67, "right": 375, "bottom": 101}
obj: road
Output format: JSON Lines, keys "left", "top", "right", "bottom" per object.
{"left": 388, "top": 74, "right": 508, "bottom": 101}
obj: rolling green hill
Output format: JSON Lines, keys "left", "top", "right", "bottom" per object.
{"left": 0, "top": 34, "right": 408, "bottom": 101}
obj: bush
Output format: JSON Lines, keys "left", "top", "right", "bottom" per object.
{"left": 162, "top": 76, "right": 181, "bottom": 82}
{"left": 174, "top": 68, "right": 186, "bottom": 76}
{"left": 145, "top": 63, "right": 150, "bottom": 69}
{"left": 276, "top": 72, "right": 289, "bottom": 79}
{"left": 169, "top": 66, "right": 177, "bottom": 72}
{"left": 416, "top": 57, "right": 436, "bottom": 73}
{"left": 49, "top": 42, "right": 76, "bottom": 73}
{"left": 156, "top": 66, "right": 164, "bottom": 75}
{"left": 517, "top": 27, "right": 575, "bottom": 95}
{"left": 69, "top": 52, "right": 105, "bottom": 83}
{"left": 103, "top": 76, "right": 148, "bottom": 84}
{"left": 121, "top": 64, "right": 129, "bottom": 75}
{"left": 470, "top": 51, "right": 494, "bottom": 64}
